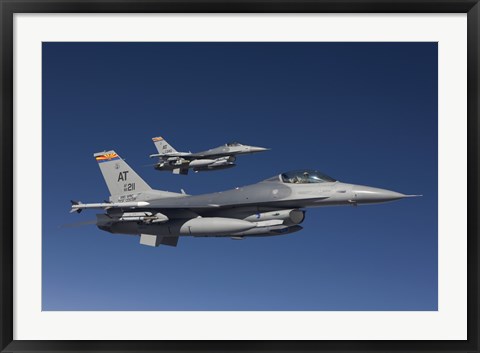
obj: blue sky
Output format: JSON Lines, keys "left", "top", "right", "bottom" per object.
{"left": 42, "top": 42, "right": 437, "bottom": 310}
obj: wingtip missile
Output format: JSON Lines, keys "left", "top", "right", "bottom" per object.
{"left": 70, "top": 201, "right": 151, "bottom": 213}
{"left": 70, "top": 200, "right": 83, "bottom": 213}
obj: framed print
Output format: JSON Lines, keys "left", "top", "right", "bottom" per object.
{"left": 1, "top": 1, "right": 479, "bottom": 352}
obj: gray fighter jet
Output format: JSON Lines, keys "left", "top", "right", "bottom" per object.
{"left": 70, "top": 150, "right": 420, "bottom": 248}
{"left": 149, "top": 136, "right": 269, "bottom": 175}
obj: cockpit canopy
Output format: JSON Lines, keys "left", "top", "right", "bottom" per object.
{"left": 226, "top": 141, "right": 243, "bottom": 147}
{"left": 280, "top": 170, "right": 336, "bottom": 184}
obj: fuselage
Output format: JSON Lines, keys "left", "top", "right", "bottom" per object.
{"left": 153, "top": 143, "right": 269, "bottom": 174}
{"left": 141, "top": 174, "right": 408, "bottom": 210}
{"left": 73, "top": 164, "right": 416, "bottom": 247}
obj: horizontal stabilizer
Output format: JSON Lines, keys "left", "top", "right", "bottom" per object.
{"left": 140, "top": 234, "right": 179, "bottom": 247}
{"left": 173, "top": 168, "right": 188, "bottom": 175}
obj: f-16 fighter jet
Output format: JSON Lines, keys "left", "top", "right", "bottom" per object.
{"left": 71, "top": 151, "right": 420, "bottom": 248}
{"left": 149, "top": 136, "right": 269, "bottom": 175}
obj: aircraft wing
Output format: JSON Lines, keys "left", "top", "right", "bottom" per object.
{"left": 70, "top": 200, "right": 220, "bottom": 213}
{"left": 186, "top": 153, "right": 225, "bottom": 159}
{"left": 186, "top": 146, "right": 230, "bottom": 159}
{"left": 149, "top": 152, "right": 191, "bottom": 158}
{"left": 149, "top": 152, "right": 220, "bottom": 160}
{"left": 71, "top": 196, "right": 331, "bottom": 213}
{"left": 146, "top": 196, "right": 331, "bottom": 210}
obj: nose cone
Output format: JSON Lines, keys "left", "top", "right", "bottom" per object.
{"left": 248, "top": 146, "right": 270, "bottom": 153}
{"left": 352, "top": 185, "right": 412, "bottom": 204}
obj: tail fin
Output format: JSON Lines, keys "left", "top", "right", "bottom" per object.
{"left": 152, "top": 136, "right": 177, "bottom": 155}
{"left": 94, "top": 150, "right": 152, "bottom": 197}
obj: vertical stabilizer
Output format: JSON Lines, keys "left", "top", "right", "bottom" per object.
{"left": 152, "top": 136, "right": 177, "bottom": 155}
{"left": 94, "top": 150, "right": 152, "bottom": 197}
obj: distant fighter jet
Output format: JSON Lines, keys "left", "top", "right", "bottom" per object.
{"left": 149, "top": 136, "right": 269, "bottom": 175}
{"left": 70, "top": 151, "right": 420, "bottom": 248}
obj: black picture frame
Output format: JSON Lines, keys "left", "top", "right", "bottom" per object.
{"left": 1, "top": 1, "right": 478, "bottom": 352}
